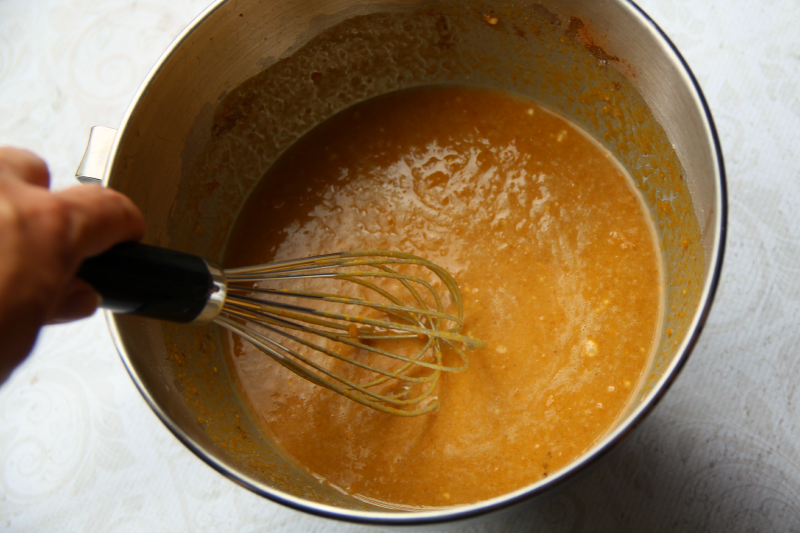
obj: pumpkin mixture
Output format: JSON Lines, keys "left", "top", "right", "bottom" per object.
{"left": 222, "top": 85, "right": 663, "bottom": 508}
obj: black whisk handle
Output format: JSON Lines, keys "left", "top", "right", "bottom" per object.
{"left": 77, "top": 242, "right": 226, "bottom": 323}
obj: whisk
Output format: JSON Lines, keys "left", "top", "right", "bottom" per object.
{"left": 77, "top": 243, "right": 485, "bottom": 416}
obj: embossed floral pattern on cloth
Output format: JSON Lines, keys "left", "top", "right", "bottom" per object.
{"left": 0, "top": 0, "right": 799, "bottom": 531}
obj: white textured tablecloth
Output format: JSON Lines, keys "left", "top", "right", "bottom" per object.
{"left": 1, "top": 1, "right": 798, "bottom": 531}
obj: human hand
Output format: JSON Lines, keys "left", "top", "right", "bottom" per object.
{"left": 0, "top": 147, "right": 145, "bottom": 383}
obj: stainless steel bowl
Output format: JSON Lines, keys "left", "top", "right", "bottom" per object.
{"left": 77, "top": 0, "right": 725, "bottom": 526}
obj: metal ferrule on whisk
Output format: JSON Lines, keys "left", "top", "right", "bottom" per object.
{"left": 190, "top": 260, "right": 228, "bottom": 325}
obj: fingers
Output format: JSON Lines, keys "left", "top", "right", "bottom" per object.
{"left": 0, "top": 146, "right": 147, "bottom": 374}
{"left": 0, "top": 146, "right": 145, "bottom": 261}
{"left": 0, "top": 147, "right": 50, "bottom": 188}
{"left": 56, "top": 183, "right": 146, "bottom": 260}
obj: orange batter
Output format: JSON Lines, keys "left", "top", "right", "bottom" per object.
{"left": 223, "top": 85, "right": 662, "bottom": 508}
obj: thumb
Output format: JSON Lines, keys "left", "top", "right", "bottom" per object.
{"left": 47, "top": 278, "right": 102, "bottom": 324}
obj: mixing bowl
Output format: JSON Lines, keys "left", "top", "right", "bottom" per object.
{"left": 76, "top": 0, "right": 726, "bottom": 526}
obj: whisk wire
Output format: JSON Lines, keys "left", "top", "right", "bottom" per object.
{"left": 228, "top": 282, "right": 459, "bottom": 330}
{"left": 218, "top": 251, "right": 484, "bottom": 416}
{"left": 216, "top": 316, "right": 442, "bottom": 416}
{"left": 224, "top": 293, "right": 474, "bottom": 355}
{"left": 229, "top": 266, "right": 448, "bottom": 320}
{"left": 222, "top": 300, "right": 461, "bottom": 374}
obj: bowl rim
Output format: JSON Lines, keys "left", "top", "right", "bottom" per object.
{"left": 103, "top": 0, "right": 727, "bottom": 525}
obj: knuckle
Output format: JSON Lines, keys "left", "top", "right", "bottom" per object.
{"left": 30, "top": 195, "right": 73, "bottom": 243}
